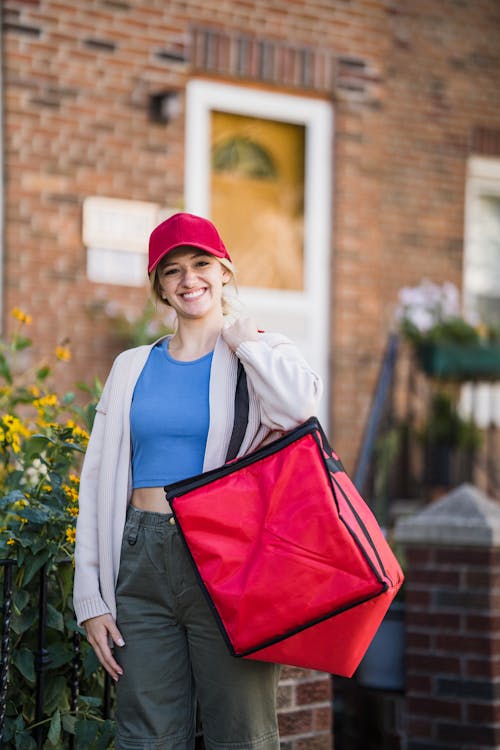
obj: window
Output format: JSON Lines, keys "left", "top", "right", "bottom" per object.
{"left": 464, "top": 156, "right": 500, "bottom": 327}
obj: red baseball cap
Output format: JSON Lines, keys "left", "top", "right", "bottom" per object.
{"left": 148, "top": 212, "right": 232, "bottom": 273}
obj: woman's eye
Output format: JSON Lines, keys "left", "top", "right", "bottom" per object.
{"left": 162, "top": 268, "right": 178, "bottom": 276}
{"left": 196, "top": 260, "right": 209, "bottom": 267}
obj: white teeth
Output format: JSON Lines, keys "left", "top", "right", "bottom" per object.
{"left": 183, "top": 289, "right": 205, "bottom": 300}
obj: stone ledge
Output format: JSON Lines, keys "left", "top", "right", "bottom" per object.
{"left": 394, "top": 484, "right": 500, "bottom": 548}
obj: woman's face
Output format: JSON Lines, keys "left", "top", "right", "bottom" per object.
{"left": 157, "top": 247, "right": 231, "bottom": 322}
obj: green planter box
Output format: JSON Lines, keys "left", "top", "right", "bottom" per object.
{"left": 416, "top": 342, "right": 500, "bottom": 380}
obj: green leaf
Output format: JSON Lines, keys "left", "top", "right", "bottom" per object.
{"left": 0, "top": 489, "right": 25, "bottom": 509}
{"left": 15, "top": 730, "right": 37, "bottom": 750}
{"left": 46, "top": 605, "right": 65, "bottom": 634}
{"left": 75, "top": 718, "right": 99, "bottom": 749}
{"left": 35, "top": 366, "right": 51, "bottom": 381}
{"left": 47, "top": 710, "right": 61, "bottom": 746}
{"left": 0, "top": 352, "right": 12, "bottom": 384}
{"left": 3, "top": 716, "right": 16, "bottom": 741}
{"left": 95, "top": 720, "right": 115, "bottom": 750}
{"left": 15, "top": 714, "right": 25, "bottom": 730}
{"left": 23, "top": 435, "right": 53, "bottom": 460}
{"left": 12, "top": 606, "right": 37, "bottom": 636}
{"left": 82, "top": 647, "right": 100, "bottom": 678}
{"left": 47, "top": 642, "right": 73, "bottom": 669}
{"left": 18, "top": 506, "right": 50, "bottom": 525}
{"left": 12, "top": 335, "right": 32, "bottom": 352}
{"left": 22, "top": 549, "right": 50, "bottom": 586}
{"left": 13, "top": 588, "right": 30, "bottom": 613}
{"left": 62, "top": 713, "right": 76, "bottom": 734}
{"left": 13, "top": 648, "right": 35, "bottom": 683}
{"left": 77, "top": 694, "right": 102, "bottom": 709}
{"left": 44, "top": 676, "right": 69, "bottom": 716}
{"left": 63, "top": 392, "right": 75, "bottom": 405}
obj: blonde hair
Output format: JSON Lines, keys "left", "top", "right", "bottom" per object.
{"left": 149, "top": 254, "right": 238, "bottom": 316}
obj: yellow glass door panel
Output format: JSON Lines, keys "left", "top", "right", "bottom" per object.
{"left": 210, "top": 111, "right": 305, "bottom": 291}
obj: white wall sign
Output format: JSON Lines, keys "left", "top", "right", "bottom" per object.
{"left": 83, "top": 196, "right": 159, "bottom": 285}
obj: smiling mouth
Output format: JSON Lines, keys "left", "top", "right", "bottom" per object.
{"left": 181, "top": 288, "right": 206, "bottom": 300}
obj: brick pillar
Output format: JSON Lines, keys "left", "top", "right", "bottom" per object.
{"left": 394, "top": 483, "right": 500, "bottom": 750}
{"left": 277, "top": 667, "right": 333, "bottom": 749}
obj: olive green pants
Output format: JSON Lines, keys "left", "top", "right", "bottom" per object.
{"left": 114, "top": 505, "right": 280, "bottom": 750}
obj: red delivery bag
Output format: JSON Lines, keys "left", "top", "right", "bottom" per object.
{"left": 165, "top": 417, "right": 404, "bottom": 677}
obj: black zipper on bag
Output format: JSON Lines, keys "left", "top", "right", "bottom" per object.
{"left": 310, "top": 426, "right": 389, "bottom": 585}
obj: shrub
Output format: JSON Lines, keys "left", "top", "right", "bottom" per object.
{"left": 0, "top": 309, "right": 114, "bottom": 749}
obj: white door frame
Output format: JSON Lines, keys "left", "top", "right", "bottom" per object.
{"left": 185, "top": 79, "right": 334, "bottom": 426}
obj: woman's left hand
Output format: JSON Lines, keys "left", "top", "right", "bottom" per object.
{"left": 222, "top": 317, "right": 260, "bottom": 352}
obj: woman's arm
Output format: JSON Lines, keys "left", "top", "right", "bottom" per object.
{"left": 222, "top": 318, "right": 323, "bottom": 431}
{"left": 73, "top": 356, "right": 118, "bottom": 625}
{"left": 73, "top": 409, "right": 112, "bottom": 624}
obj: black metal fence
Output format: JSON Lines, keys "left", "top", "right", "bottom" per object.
{"left": 0, "top": 558, "right": 112, "bottom": 748}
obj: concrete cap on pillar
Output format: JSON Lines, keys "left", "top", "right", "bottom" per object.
{"left": 394, "top": 483, "right": 500, "bottom": 548}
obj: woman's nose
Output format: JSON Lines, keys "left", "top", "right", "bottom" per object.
{"left": 181, "top": 267, "right": 197, "bottom": 286}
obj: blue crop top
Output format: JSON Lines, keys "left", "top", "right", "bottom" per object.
{"left": 130, "top": 341, "right": 213, "bottom": 488}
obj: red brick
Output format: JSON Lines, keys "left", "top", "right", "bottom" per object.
{"left": 278, "top": 710, "right": 313, "bottom": 737}
{"left": 294, "top": 736, "right": 332, "bottom": 750}
{"left": 466, "top": 702, "right": 500, "bottom": 724}
{"left": 407, "top": 696, "right": 462, "bottom": 721}
{"left": 407, "top": 716, "right": 434, "bottom": 740}
{"left": 295, "top": 679, "right": 332, "bottom": 705}
{"left": 312, "top": 706, "right": 332, "bottom": 732}
{"left": 407, "top": 653, "right": 461, "bottom": 675}
{"left": 434, "top": 633, "right": 493, "bottom": 656}
{"left": 406, "top": 674, "right": 433, "bottom": 694}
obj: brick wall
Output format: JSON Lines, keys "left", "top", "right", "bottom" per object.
{"left": 278, "top": 668, "right": 333, "bottom": 750}
{"left": 404, "top": 543, "right": 500, "bottom": 749}
{"left": 3, "top": 0, "right": 500, "bottom": 465}
{"left": 394, "top": 484, "right": 500, "bottom": 750}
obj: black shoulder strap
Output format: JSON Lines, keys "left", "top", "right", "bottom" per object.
{"left": 225, "top": 360, "right": 249, "bottom": 462}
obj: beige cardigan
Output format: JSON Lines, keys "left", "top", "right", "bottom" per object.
{"left": 73, "top": 332, "right": 322, "bottom": 625}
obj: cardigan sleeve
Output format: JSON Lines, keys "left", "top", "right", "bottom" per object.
{"left": 72, "top": 356, "right": 119, "bottom": 624}
{"left": 73, "top": 408, "right": 112, "bottom": 624}
{"left": 235, "top": 333, "right": 323, "bottom": 431}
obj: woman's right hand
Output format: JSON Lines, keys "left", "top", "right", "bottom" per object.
{"left": 83, "top": 613, "right": 125, "bottom": 682}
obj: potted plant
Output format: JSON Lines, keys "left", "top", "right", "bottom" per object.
{"left": 420, "top": 390, "right": 481, "bottom": 489}
{"left": 397, "top": 280, "right": 500, "bottom": 380}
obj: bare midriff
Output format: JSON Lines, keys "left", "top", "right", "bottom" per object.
{"left": 131, "top": 487, "right": 172, "bottom": 514}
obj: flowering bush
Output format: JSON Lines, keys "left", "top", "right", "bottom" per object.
{"left": 0, "top": 310, "right": 113, "bottom": 749}
{"left": 396, "top": 279, "right": 499, "bottom": 346}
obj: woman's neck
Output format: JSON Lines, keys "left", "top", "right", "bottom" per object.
{"left": 168, "top": 316, "right": 223, "bottom": 361}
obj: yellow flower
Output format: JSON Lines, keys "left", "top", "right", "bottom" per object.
{"left": 6, "top": 538, "right": 15, "bottom": 546}
{"left": 33, "top": 394, "right": 59, "bottom": 409}
{"left": 65, "top": 420, "right": 89, "bottom": 444}
{"left": 69, "top": 474, "right": 80, "bottom": 485}
{"left": 29, "top": 385, "right": 41, "bottom": 398}
{"left": 55, "top": 345, "right": 71, "bottom": 362}
{"left": 13, "top": 499, "right": 28, "bottom": 509}
{"left": 66, "top": 505, "right": 79, "bottom": 517}
{"left": 0, "top": 415, "right": 30, "bottom": 452}
{"left": 11, "top": 307, "right": 32, "bottom": 325}
{"left": 42, "top": 484, "right": 52, "bottom": 492}
{"left": 65, "top": 527, "right": 76, "bottom": 544}
{"left": 62, "top": 484, "right": 79, "bottom": 503}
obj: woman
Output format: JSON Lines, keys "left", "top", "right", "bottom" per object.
{"left": 74, "top": 212, "right": 323, "bottom": 750}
